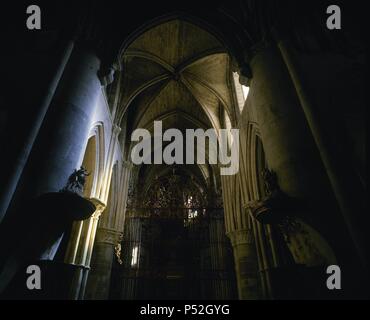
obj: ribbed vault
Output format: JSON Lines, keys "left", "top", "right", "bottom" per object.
{"left": 118, "top": 19, "right": 239, "bottom": 196}
{"left": 118, "top": 19, "right": 235, "bottom": 134}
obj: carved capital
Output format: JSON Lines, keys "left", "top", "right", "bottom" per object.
{"left": 95, "top": 227, "right": 123, "bottom": 245}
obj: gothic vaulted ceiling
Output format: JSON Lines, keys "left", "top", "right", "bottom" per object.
{"left": 119, "top": 19, "right": 236, "bottom": 189}
{"left": 119, "top": 19, "right": 235, "bottom": 134}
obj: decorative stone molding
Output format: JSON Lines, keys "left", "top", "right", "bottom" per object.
{"left": 89, "top": 197, "right": 106, "bottom": 213}
{"left": 95, "top": 227, "right": 123, "bottom": 245}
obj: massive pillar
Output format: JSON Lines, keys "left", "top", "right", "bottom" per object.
{"left": 16, "top": 45, "right": 102, "bottom": 197}
{"left": 276, "top": 38, "right": 368, "bottom": 270}
{"left": 0, "top": 43, "right": 103, "bottom": 294}
{"left": 0, "top": 39, "right": 75, "bottom": 222}
{"left": 227, "top": 228, "right": 259, "bottom": 300}
{"left": 247, "top": 44, "right": 359, "bottom": 267}
{"left": 248, "top": 45, "right": 324, "bottom": 200}
{"left": 84, "top": 228, "right": 122, "bottom": 299}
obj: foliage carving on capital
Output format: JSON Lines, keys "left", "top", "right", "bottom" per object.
{"left": 96, "top": 227, "right": 122, "bottom": 245}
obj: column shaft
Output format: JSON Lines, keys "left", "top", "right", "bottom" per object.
{"left": 0, "top": 45, "right": 102, "bottom": 294}
{"left": 84, "top": 228, "right": 122, "bottom": 299}
{"left": 276, "top": 39, "right": 368, "bottom": 269}
{"left": 0, "top": 40, "right": 75, "bottom": 222}
{"left": 248, "top": 45, "right": 359, "bottom": 268}
{"left": 228, "top": 229, "right": 259, "bottom": 300}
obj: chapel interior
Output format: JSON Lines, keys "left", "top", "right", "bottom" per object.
{"left": 0, "top": 0, "right": 367, "bottom": 300}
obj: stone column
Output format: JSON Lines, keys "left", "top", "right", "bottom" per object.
{"left": 84, "top": 228, "right": 122, "bottom": 299}
{"left": 247, "top": 44, "right": 361, "bottom": 267}
{"left": 276, "top": 38, "right": 368, "bottom": 269}
{"left": 248, "top": 45, "right": 327, "bottom": 200}
{"left": 97, "top": 124, "right": 121, "bottom": 203}
{"left": 0, "top": 44, "right": 103, "bottom": 294}
{"left": 9, "top": 45, "right": 102, "bottom": 201}
{"left": 66, "top": 200, "right": 105, "bottom": 300}
{"left": 227, "top": 229, "right": 259, "bottom": 300}
{"left": 83, "top": 161, "right": 132, "bottom": 299}
{"left": 0, "top": 39, "right": 75, "bottom": 222}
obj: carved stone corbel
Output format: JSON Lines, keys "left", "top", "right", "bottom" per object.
{"left": 89, "top": 197, "right": 106, "bottom": 219}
